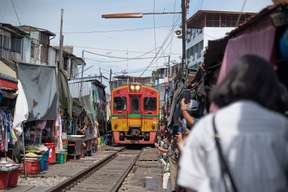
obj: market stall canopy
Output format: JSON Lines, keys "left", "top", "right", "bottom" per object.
{"left": 17, "top": 63, "right": 58, "bottom": 121}
{"left": 0, "top": 60, "right": 17, "bottom": 90}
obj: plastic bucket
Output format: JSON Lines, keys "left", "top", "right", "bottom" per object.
{"left": 44, "top": 143, "right": 56, "bottom": 164}
{"left": 8, "top": 170, "right": 19, "bottom": 187}
{"left": 56, "top": 151, "right": 66, "bottom": 164}
{"left": 24, "top": 159, "right": 39, "bottom": 175}
{"left": 0, "top": 171, "right": 9, "bottom": 189}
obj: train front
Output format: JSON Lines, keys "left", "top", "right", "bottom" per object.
{"left": 111, "top": 84, "right": 160, "bottom": 144}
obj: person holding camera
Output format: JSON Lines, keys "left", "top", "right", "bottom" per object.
{"left": 180, "top": 99, "right": 194, "bottom": 127}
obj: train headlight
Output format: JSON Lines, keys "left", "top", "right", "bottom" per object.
{"left": 130, "top": 85, "right": 135, "bottom": 91}
{"left": 135, "top": 85, "right": 141, "bottom": 91}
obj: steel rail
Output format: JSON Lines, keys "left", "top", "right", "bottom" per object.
{"left": 109, "top": 149, "right": 142, "bottom": 192}
{"left": 46, "top": 148, "right": 124, "bottom": 192}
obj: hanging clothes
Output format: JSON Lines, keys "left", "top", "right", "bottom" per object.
{"left": 55, "top": 114, "right": 63, "bottom": 152}
{"left": 0, "top": 110, "right": 15, "bottom": 152}
{"left": 13, "top": 81, "right": 29, "bottom": 136}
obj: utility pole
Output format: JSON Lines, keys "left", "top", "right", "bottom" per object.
{"left": 59, "top": 9, "right": 64, "bottom": 72}
{"left": 167, "top": 56, "right": 171, "bottom": 79}
{"left": 181, "top": 0, "right": 188, "bottom": 75}
{"left": 99, "top": 68, "right": 102, "bottom": 83}
{"left": 109, "top": 68, "right": 112, "bottom": 90}
{"left": 80, "top": 49, "right": 85, "bottom": 97}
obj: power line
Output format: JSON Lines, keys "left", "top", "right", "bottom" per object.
{"left": 139, "top": 17, "right": 181, "bottom": 77}
{"left": 168, "top": 0, "right": 178, "bottom": 57}
{"left": 84, "top": 50, "right": 170, "bottom": 60}
{"left": 63, "top": 25, "right": 171, "bottom": 34}
{"left": 84, "top": 48, "right": 158, "bottom": 63}
{"left": 236, "top": 0, "right": 248, "bottom": 26}
{"left": 73, "top": 45, "right": 181, "bottom": 55}
{"left": 10, "top": 0, "right": 21, "bottom": 25}
{"left": 153, "top": 0, "right": 157, "bottom": 54}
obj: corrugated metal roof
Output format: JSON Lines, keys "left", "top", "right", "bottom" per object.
{"left": 0, "top": 23, "right": 28, "bottom": 37}
{"left": 228, "top": 5, "right": 281, "bottom": 37}
{"left": 187, "top": 10, "right": 256, "bottom": 28}
{"left": 18, "top": 25, "right": 56, "bottom": 36}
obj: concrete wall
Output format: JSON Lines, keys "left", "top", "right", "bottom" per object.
{"left": 22, "top": 37, "right": 31, "bottom": 63}
{"left": 187, "top": 27, "right": 234, "bottom": 69}
{"left": 203, "top": 27, "right": 234, "bottom": 48}
{"left": 48, "top": 47, "right": 57, "bottom": 66}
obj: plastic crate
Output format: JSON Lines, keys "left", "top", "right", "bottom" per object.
{"left": 0, "top": 171, "right": 9, "bottom": 189}
{"left": 8, "top": 170, "right": 19, "bottom": 187}
{"left": 24, "top": 159, "right": 39, "bottom": 175}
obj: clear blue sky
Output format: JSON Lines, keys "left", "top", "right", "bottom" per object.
{"left": 0, "top": 0, "right": 272, "bottom": 80}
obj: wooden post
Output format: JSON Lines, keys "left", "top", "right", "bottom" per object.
{"left": 58, "top": 9, "right": 64, "bottom": 72}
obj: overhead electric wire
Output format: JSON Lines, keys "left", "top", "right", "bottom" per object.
{"left": 84, "top": 50, "right": 170, "bottom": 60}
{"left": 153, "top": 0, "right": 157, "bottom": 54}
{"left": 84, "top": 48, "right": 158, "bottom": 63}
{"left": 143, "top": 0, "right": 181, "bottom": 74}
{"left": 63, "top": 26, "right": 171, "bottom": 34}
{"left": 168, "top": 0, "right": 178, "bottom": 57}
{"left": 146, "top": 15, "right": 181, "bottom": 72}
{"left": 138, "top": 16, "right": 181, "bottom": 77}
{"left": 73, "top": 45, "right": 181, "bottom": 55}
{"left": 236, "top": 0, "right": 248, "bottom": 26}
{"left": 10, "top": 0, "right": 21, "bottom": 25}
{"left": 75, "top": 65, "right": 95, "bottom": 76}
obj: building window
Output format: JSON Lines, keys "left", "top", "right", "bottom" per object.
{"left": 3, "top": 36, "right": 10, "bottom": 50}
{"left": 11, "top": 37, "right": 22, "bottom": 53}
{"left": 31, "top": 43, "right": 36, "bottom": 58}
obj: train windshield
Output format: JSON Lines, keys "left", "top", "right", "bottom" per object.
{"left": 144, "top": 97, "right": 157, "bottom": 111}
{"left": 114, "top": 97, "right": 127, "bottom": 111}
{"left": 130, "top": 96, "right": 140, "bottom": 113}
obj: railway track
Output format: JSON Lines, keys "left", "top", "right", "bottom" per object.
{"left": 47, "top": 148, "right": 142, "bottom": 192}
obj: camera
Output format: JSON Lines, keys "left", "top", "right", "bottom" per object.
{"left": 182, "top": 89, "right": 201, "bottom": 118}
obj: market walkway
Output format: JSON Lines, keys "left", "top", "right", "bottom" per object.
{"left": 6, "top": 146, "right": 123, "bottom": 192}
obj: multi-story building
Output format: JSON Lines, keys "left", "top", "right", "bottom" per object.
{"left": 0, "top": 23, "right": 83, "bottom": 80}
{"left": 186, "top": 10, "right": 256, "bottom": 70}
{"left": 0, "top": 23, "right": 28, "bottom": 65}
{"left": 18, "top": 25, "right": 56, "bottom": 65}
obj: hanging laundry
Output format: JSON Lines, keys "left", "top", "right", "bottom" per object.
{"left": 0, "top": 110, "right": 15, "bottom": 152}
{"left": 55, "top": 114, "right": 63, "bottom": 152}
{"left": 13, "top": 81, "right": 29, "bottom": 136}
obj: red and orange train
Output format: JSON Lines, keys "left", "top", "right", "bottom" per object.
{"left": 111, "top": 84, "right": 160, "bottom": 144}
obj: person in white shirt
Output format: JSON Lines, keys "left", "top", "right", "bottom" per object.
{"left": 178, "top": 55, "right": 288, "bottom": 192}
